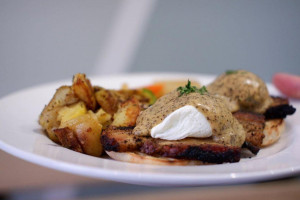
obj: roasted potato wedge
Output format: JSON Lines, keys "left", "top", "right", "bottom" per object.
{"left": 39, "top": 86, "right": 79, "bottom": 142}
{"left": 54, "top": 127, "right": 84, "bottom": 153}
{"left": 72, "top": 73, "right": 97, "bottom": 110}
{"left": 95, "top": 87, "right": 154, "bottom": 115}
{"left": 95, "top": 88, "right": 120, "bottom": 115}
{"left": 57, "top": 101, "right": 87, "bottom": 124}
{"left": 95, "top": 108, "right": 112, "bottom": 129}
{"left": 111, "top": 97, "right": 141, "bottom": 127}
{"left": 58, "top": 112, "right": 103, "bottom": 156}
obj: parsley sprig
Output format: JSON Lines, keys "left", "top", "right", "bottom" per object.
{"left": 177, "top": 80, "right": 208, "bottom": 97}
{"left": 226, "top": 70, "right": 248, "bottom": 75}
{"left": 225, "top": 70, "right": 238, "bottom": 75}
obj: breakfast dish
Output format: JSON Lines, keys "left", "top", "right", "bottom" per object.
{"left": 0, "top": 73, "right": 299, "bottom": 186}
{"left": 38, "top": 70, "right": 295, "bottom": 165}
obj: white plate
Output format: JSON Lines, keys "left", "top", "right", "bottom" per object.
{"left": 0, "top": 73, "right": 299, "bottom": 186}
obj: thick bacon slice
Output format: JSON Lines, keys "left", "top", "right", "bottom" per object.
{"left": 233, "top": 111, "right": 265, "bottom": 153}
{"left": 233, "top": 96, "right": 296, "bottom": 153}
{"left": 140, "top": 139, "right": 241, "bottom": 164}
{"left": 101, "top": 126, "right": 145, "bottom": 152}
{"left": 102, "top": 126, "right": 241, "bottom": 164}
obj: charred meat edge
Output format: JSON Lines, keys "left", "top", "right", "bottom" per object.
{"left": 264, "top": 96, "right": 296, "bottom": 119}
{"left": 102, "top": 126, "right": 241, "bottom": 164}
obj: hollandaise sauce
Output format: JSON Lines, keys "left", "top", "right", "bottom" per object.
{"left": 133, "top": 91, "right": 245, "bottom": 147}
{"left": 207, "top": 70, "right": 272, "bottom": 113}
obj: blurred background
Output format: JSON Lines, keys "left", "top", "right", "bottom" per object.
{"left": 1, "top": 0, "right": 300, "bottom": 199}
{"left": 1, "top": 0, "right": 300, "bottom": 97}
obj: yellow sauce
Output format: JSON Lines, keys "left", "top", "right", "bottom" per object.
{"left": 133, "top": 91, "right": 245, "bottom": 147}
{"left": 207, "top": 70, "right": 272, "bottom": 113}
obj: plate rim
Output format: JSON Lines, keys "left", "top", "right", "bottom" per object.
{"left": 1, "top": 137, "right": 299, "bottom": 186}
{"left": 0, "top": 72, "right": 299, "bottom": 186}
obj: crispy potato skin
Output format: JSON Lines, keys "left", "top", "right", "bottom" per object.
{"left": 95, "top": 88, "right": 119, "bottom": 115}
{"left": 54, "top": 127, "right": 83, "bottom": 153}
{"left": 57, "top": 112, "right": 103, "bottom": 156}
{"left": 111, "top": 97, "right": 141, "bottom": 127}
{"left": 95, "top": 87, "right": 152, "bottom": 115}
{"left": 72, "top": 74, "right": 97, "bottom": 110}
{"left": 39, "top": 86, "right": 79, "bottom": 143}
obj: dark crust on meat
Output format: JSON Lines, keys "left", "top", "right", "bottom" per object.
{"left": 264, "top": 96, "right": 296, "bottom": 119}
{"left": 102, "top": 126, "right": 241, "bottom": 164}
{"left": 101, "top": 134, "right": 120, "bottom": 152}
{"left": 233, "top": 111, "right": 265, "bottom": 151}
{"left": 141, "top": 140, "right": 241, "bottom": 163}
{"left": 265, "top": 104, "right": 296, "bottom": 119}
{"left": 181, "top": 146, "right": 240, "bottom": 163}
{"left": 242, "top": 141, "right": 260, "bottom": 155}
{"left": 101, "top": 126, "right": 145, "bottom": 152}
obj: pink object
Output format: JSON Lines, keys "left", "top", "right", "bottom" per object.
{"left": 272, "top": 73, "right": 300, "bottom": 99}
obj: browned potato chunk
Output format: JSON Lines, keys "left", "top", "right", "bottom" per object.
{"left": 111, "top": 97, "right": 141, "bottom": 127}
{"left": 39, "top": 107, "right": 61, "bottom": 143}
{"left": 54, "top": 127, "right": 83, "bottom": 153}
{"left": 59, "top": 112, "right": 103, "bottom": 156}
{"left": 72, "top": 73, "right": 97, "bottom": 110}
{"left": 57, "top": 101, "right": 87, "bottom": 124}
{"left": 95, "top": 88, "right": 120, "bottom": 115}
{"left": 39, "top": 86, "right": 79, "bottom": 143}
{"left": 95, "top": 109, "right": 112, "bottom": 129}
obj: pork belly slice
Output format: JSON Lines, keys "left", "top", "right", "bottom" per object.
{"left": 101, "top": 126, "right": 145, "bottom": 152}
{"left": 233, "top": 111, "right": 265, "bottom": 153}
{"left": 264, "top": 96, "right": 296, "bottom": 119}
{"left": 140, "top": 139, "right": 241, "bottom": 164}
{"left": 102, "top": 126, "right": 241, "bottom": 164}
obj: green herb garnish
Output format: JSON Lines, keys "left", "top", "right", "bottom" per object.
{"left": 199, "top": 85, "right": 208, "bottom": 94}
{"left": 177, "top": 80, "right": 208, "bottom": 97}
{"left": 225, "top": 70, "right": 238, "bottom": 75}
